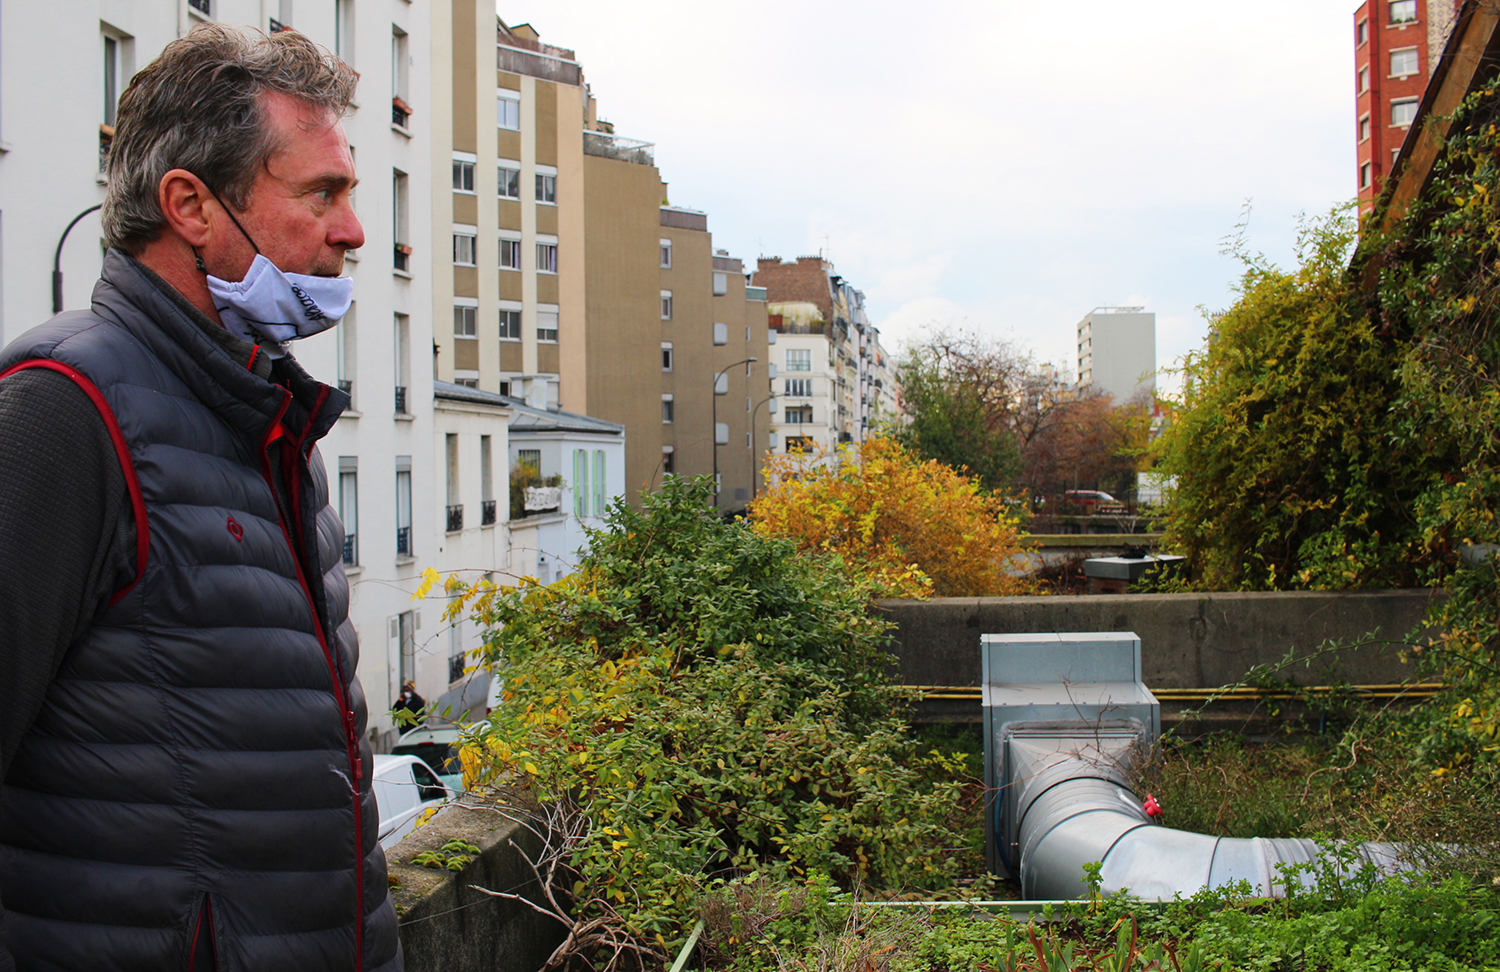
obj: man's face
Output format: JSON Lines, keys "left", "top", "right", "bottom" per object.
{"left": 221, "top": 91, "right": 364, "bottom": 279}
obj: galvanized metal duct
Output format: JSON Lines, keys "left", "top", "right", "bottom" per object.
{"left": 984, "top": 632, "right": 1411, "bottom": 901}
{"left": 1009, "top": 737, "right": 1409, "bottom": 900}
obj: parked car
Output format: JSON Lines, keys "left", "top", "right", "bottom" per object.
{"left": 371, "top": 754, "right": 454, "bottom": 851}
{"left": 1062, "top": 489, "right": 1126, "bottom": 514}
{"left": 392, "top": 722, "right": 465, "bottom": 793}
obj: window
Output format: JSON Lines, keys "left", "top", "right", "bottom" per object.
{"left": 537, "top": 306, "right": 559, "bottom": 343}
{"left": 393, "top": 313, "right": 410, "bottom": 413}
{"left": 454, "top": 378, "right": 479, "bottom": 389}
{"left": 395, "top": 458, "right": 413, "bottom": 557}
{"left": 337, "top": 305, "right": 357, "bottom": 403}
{"left": 662, "top": 447, "right": 675, "bottom": 475}
{"left": 480, "top": 435, "right": 495, "bottom": 526}
{"left": 662, "top": 394, "right": 674, "bottom": 424}
{"left": 785, "top": 377, "right": 812, "bottom": 397}
{"left": 784, "top": 406, "right": 813, "bottom": 424}
{"left": 1391, "top": 48, "right": 1418, "bottom": 77}
{"left": 661, "top": 342, "right": 674, "bottom": 372}
{"left": 1392, "top": 97, "right": 1420, "bottom": 127}
{"left": 448, "top": 618, "right": 466, "bottom": 684}
{"left": 499, "top": 235, "right": 522, "bottom": 270}
{"left": 1359, "top": 65, "right": 1369, "bottom": 93}
{"left": 593, "top": 451, "right": 605, "bottom": 515}
{"left": 713, "top": 322, "right": 728, "bottom": 346}
{"left": 1390, "top": 0, "right": 1416, "bottom": 24}
{"left": 394, "top": 610, "right": 415, "bottom": 689}
{"left": 453, "top": 304, "right": 477, "bottom": 338}
{"left": 452, "top": 154, "right": 476, "bottom": 192}
{"left": 573, "top": 449, "right": 590, "bottom": 516}
{"left": 1359, "top": 114, "right": 1371, "bottom": 142}
{"left": 498, "top": 162, "right": 521, "bottom": 198}
{"left": 392, "top": 170, "right": 410, "bottom": 271}
{"left": 445, "top": 434, "right": 462, "bottom": 533}
{"left": 499, "top": 305, "right": 522, "bottom": 341}
{"left": 518, "top": 448, "right": 541, "bottom": 471}
{"left": 535, "top": 168, "right": 557, "bottom": 204}
{"left": 786, "top": 348, "right": 812, "bottom": 372}
{"left": 660, "top": 239, "right": 672, "bottom": 268}
{"left": 498, "top": 89, "right": 520, "bottom": 130}
{"left": 336, "top": 0, "right": 355, "bottom": 62}
{"left": 712, "top": 271, "right": 728, "bottom": 296}
{"left": 391, "top": 27, "right": 410, "bottom": 127}
{"left": 1357, "top": 18, "right": 1368, "bottom": 45}
{"left": 536, "top": 240, "right": 558, "bottom": 274}
{"left": 338, "top": 458, "right": 358, "bottom": 566}
{"left": 661, "top": 291, "right": 673, "bottom": 320}
{"left": 453, "top": 227, "right": 477, "bottom": 266}
{"left": 103, "top": 34, "right": 122, "bottom": 127}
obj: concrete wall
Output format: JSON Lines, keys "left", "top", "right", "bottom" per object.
{"left": 875, "top": 590, "right": 1440, "bottom": 715}
{"left": 391, "top": 795, "right": 565, "bottom": 972}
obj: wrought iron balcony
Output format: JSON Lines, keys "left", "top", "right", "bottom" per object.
{"left": 448, "top": 652, "right": 466, "bottom": 684}
{"left": 392, "top": 97, "right": 411, "bottom": 128}
{"left": 189, "top": 0, "right": 210, "bottom": 13}
{"left": 342, "top": 532, "right": 358, "bottom": 566}
{"left": 394, "top": 385, "right": 407, "bottom": 414}
{"left": 396, "top": 526, "right": 411, "bottom": 556}
{"left": 446, "top": 504, "right": 464, "bottom": 533}
{"left": 481, "top": 499, "right": 497, "bottom": 526}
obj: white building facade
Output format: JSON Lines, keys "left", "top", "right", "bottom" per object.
{"left": 0, "top": 0, "right": 442, "bottom": 750}
{"left": 1076, "top": 306, "right": 1156, "bottom": 403}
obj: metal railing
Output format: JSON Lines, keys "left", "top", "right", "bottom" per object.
{"left": 448, "top": 653, "right": 466, "bottom": 684}
{"left": 394, "top": 385, "right": 407, "bottom": 414}
{"left": 396, "top": 526, "right": 411, "bottom": 556}
{"left": 338, "top": 379, "right": 353, "bottom": 396}
{"left": 393, "top": 245, "right": 410, "bottom": 272}
{"left": 446, "top": 504, "right": 464, "bottom": 533}
{"left": 481, "top": 499, "right": 497, "bottom": 525}
{"left": 189, "top": 0, "right": 210, "bottom": 13}
{"left": 342, "top": 532, "right": 357, "bottom": 566}
{"left": 391, "top": 100, "right": 410, "bottom": 128}
{"left": 583, "top": 131, "right": 655, "bottom": 166}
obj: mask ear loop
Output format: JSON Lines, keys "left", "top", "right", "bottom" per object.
{"left": 192, "top": 248, "right": 205, "bottom": 273}
{"left": 204, "top": 184, "right": 264, "bottom": 255}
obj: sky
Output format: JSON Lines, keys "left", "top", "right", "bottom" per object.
{"left": 498, "top": 0, "right": 1359, "bottom": 392}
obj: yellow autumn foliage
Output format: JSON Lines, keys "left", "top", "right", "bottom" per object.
{"left": 749, "top": 436, "right": 1034, "bottom": 598}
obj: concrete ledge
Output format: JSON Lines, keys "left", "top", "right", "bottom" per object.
{"left": 875, "top": 590, "right": 1442, "bottom": 723}
{"left": 391, "top": 789, "right": 565, "bottom": 972}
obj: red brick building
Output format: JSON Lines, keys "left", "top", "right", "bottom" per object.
{"left": 1355, "top": 0, "right": 1462, "bottom": 211}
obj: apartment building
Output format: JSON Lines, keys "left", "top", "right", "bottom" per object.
{"left": 1354, "top": 0, "right": 1462, "bottom": 209}
{"left": 436, "top": 6, "right": 769, "bottom": 511}
{"left": 1076, "top": 306, "right": 1156, "bottom": 403}
{"left": 754, "top": 256, "right": 894, "bottom": 457}
{"left": 0, "top": 0, "right": 450, "bottom": 749}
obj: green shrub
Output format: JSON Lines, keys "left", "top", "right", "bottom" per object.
{"left": 449, "top": 477, "right": 962, "bottom": 958}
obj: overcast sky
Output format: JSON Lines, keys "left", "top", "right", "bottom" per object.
{"left": 499, "top": 0, "right": 1358, "bottom": 390}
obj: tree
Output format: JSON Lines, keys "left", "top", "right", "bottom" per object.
{"left": 892, "top": 329, "right": 1148, "bottom": 502}
{"left": 749, "top": 436, "right": 1033, "bottom": 598}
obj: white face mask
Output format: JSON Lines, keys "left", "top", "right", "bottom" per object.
{"left": 206, "top": 253, "right": 354, "bottom": 348}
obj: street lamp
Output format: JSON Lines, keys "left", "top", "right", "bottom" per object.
{"left": 750, "top": 393, "right": 777, "bottom": 500}
{"left": 53, "top": 204, "right": 103, "bottom": 313}
{"left": 711, "top": 356, "right": 758, "bottom": 505}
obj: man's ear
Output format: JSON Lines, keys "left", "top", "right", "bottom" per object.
{"left": 157, "top": 169, "right": 214, "bottom": 247}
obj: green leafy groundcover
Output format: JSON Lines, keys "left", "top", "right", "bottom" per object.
{"left": 452, "top": 478, "right": 963, "bottom": 958}
{"left": 699, "top": 862, "right": 1500, "bottom": 972}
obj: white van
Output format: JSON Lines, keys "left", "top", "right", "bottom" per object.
{"left": 371, "top": 754, "right": 454, "bottom": 850}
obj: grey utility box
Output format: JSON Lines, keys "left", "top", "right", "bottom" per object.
{"left": 981, "top": 632, "right": 1160, "bottom": 876}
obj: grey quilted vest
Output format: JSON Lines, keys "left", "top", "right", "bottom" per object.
{"left": 0, "top": 251, "right": 400, "bottom": 971}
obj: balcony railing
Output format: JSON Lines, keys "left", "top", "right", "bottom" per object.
{"left": 583, "top": 131, "right": 655, "bottom": 166}
{"left": 342, "top": 532, "right": 357, "bottom": 566}
{"left": 446, "top": 504, "right": 464, "bottom": 533}
{"left": 481, "top": 499, "right": 497, "bottom": 525}
{"left": 394, "top": 385, "right": 407, "bottom": 414}
{"left": 189, "top": 0, "right": 210, "bottom": 14}
{"left": 99, "top": 126, "right": 113, "bottom": 174}
{"left": 396, "top": 526, "right": 412, "bottom": 556}
{"left": 392, "top": 97, "right": 412, "bottom": 128}
{"left": 448, "top": 652, "right": 466, "bottom": 684}
{"left": 338, "top": 379, "right": 353, "bottom": 396}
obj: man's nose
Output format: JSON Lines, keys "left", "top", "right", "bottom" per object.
{"left": 332, "top": 201, "right": 365, "bottom": 251}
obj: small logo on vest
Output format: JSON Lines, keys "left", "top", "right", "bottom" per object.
{"left": 227, "top": 515, "right": 244, "bottom": 541}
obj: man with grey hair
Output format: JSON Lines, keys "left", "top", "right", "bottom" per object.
{"left": 0, "top": 24, "right": 400, "bottom": 971}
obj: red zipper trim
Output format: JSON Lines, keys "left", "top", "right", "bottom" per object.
{"left": 0, "top": 359, "right": 150, "bottom": 605}
{"left": 258, "top": 389, "right": 364, "bottom": 970}
{"left": 187, "top": 894, "right": 215, "bottom": 971}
